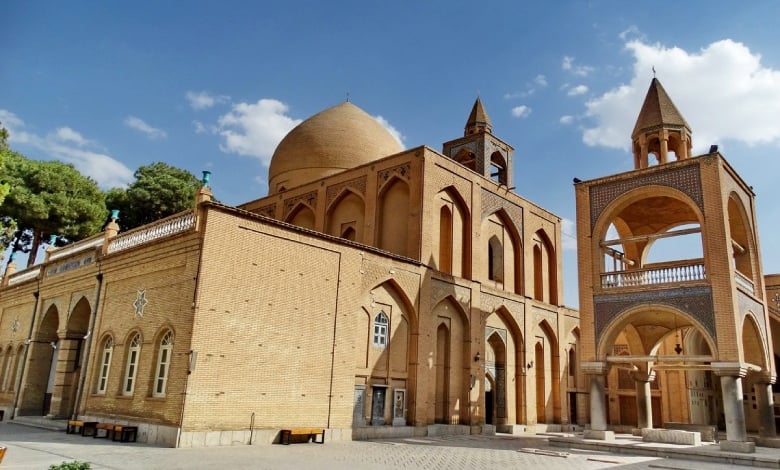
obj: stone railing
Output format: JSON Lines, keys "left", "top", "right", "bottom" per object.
{"left": 601, "top": 260, "right": 706, "bottom": 289}
{"left": 48, "top": 236, "right": 104, "bottom": 261}
{"left": 8, "top": 266, "right": 42, "bottom": 286}
{"left": 735, "top": 270, "right": 755, "bottom": 295}
{"left": 107, "top": 210, "right": 196, "bottom": 254}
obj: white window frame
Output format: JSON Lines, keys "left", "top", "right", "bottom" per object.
{"left": 123, "top": 334, "right": 141, "bottom": 396}
{"left": 372, "top": 312, "right": 389, "bottom": 348}
{"left": 97, "top": 337, "right": 113, "bottom": 394}
{"left": 153, "top": 331, "right": 174, "bottom": 397}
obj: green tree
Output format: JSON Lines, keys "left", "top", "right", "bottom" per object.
{"left": 0, "top": 123, "right": 11, "bottom": 206}
{"left": 0, "top": 151, "right": 106, "bottom": 267}
{"left": 106, "top": 162, "right": 201, "bottom": 231}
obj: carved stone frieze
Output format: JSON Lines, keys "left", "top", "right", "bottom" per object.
{"left": 378, "top": 163, "right": 411, "bottom": 192}
{"left": 430, "top": 278, "right": 471, "bottom": 313}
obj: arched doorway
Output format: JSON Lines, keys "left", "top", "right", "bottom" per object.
{"left": 19, "top": 304, "right": 59, "bottom": 416}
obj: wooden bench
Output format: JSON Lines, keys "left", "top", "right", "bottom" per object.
{"left": 112, "top": 425, "right": 138, "bottom": 443}
{"left": 93, "top": 422, "right": 115, "bottom": 439}
{"left": 66, "top": 420, "right": 98, "bottom": 436}
{"left": 280, "top": 428, "right": 325, "bottom": 445}
{"left": 92, "top": 423, "right": 138, "bottom": 442}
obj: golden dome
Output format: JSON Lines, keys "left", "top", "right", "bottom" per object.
{"left": 268, "top": 102, "right": 403, "bottom": 194}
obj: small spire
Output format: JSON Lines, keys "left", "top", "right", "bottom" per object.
{"left": 465, "top": 97, "right": 492, "bottom": 135}
{"left": 632, "top": 78, "right": 690, "bottom": 139}
{"left": 346, "top": 92, "right": 350, "bottom": 103}
{"left": 652, "top": 66, "right": 656, "bottom": 78}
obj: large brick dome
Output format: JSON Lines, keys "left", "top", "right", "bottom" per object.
{"left": 268, "top": 102, "right": 403, "bottom": 194}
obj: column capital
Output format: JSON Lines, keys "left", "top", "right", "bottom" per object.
{"left": 711, "top": 362, "right": 749, "bottom": 378}
{"left": 581, "top": 361, "right": 610, "bottom": 375}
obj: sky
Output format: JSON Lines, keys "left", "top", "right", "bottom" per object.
{"left": 2, "top": 1, "right": 780, "bottom": 308}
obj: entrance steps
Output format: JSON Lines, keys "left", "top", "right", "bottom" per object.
{"left": 9, "top": 416, "right": 67, "bottom": 432}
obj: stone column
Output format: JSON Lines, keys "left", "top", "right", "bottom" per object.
{"left": 582, "top": 362, "right": 613, "bottom": 440}
{"left": 713, "top": 362, "right": 755, "bottom": 453}
{"left": 659, "top": 132, "right": 669, "bottom": 164}
{"left": 632, "top": 369, "right": 655, "bottom": 430}
{"left": 754, "top": 374, "right": 777, "bottom": 438}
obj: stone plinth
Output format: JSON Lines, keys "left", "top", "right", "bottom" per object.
{"left": 641, "top": 428, "right": 701, "bottom": 446}
{"left": 584, "top": 430, "right": 615, "bottom": 441}
{"left": 719, "top": 440, "right": 756, "bottom": 453}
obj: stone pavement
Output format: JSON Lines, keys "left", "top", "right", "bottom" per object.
{"left": 0, "top": 421, "right": 771, "bottom": 470}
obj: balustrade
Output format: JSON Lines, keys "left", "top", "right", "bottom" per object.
{"left": 108, "top": 210, "right": 195, "bottom": 254}
{"left": 601, "top": 261, "right": 706, "bottom": 289}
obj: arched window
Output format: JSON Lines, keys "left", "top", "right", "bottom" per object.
{"left": 153, "top": 331, "right": 174, "bottom": 397}
{"left": 372, "top": 312, "right": 389, "bottom": 348}
{"left": 97, "top": 336, "right": 114, "bottom": 395}
{"left": 0, "top": 346, "right": 11, "bottom": 390}
{"left": 439, "top": 205, "right": 453, "bottom": 274}
{"left": 123, "top": 334, "right": 142, "bottom": 396}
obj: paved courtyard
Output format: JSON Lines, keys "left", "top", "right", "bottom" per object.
{"left": 0, "top": 422, "right": 756, "bottom": 470}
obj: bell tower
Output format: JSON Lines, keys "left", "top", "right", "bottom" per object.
{"left": 442, "top": 98, "right": 514, "bottom": 188}
{"left": 631, "top": 78, "right": 693, "bottom": 168}
{"left": 575, "top": 78, "right": 775, "bottom": 452}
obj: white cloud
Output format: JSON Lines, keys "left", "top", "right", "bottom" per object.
{"left": 374, "top": 115, "right": 405, "bottom": 148}
{"left": 511, "top": 105, "right": 531, "bottom": 118}
{"left": 560, "top": 115, "right": 575, "bottom": 125}
{"left": 124, "top": 116, "right": 167, "bottom": 140}
{"left": 217, "top": 99, "right": 302, "bottom": 165}
{"left": 0, "top": 109, "right": 24, "bottom": 129}
{"left": 562, "top": 56, "right": 594, "bottom": 77}
{"left": 561, "top": 218, "right": 577, "bottom": 251}
{"left": 582, "top": 39, "right": 780, "bottom": 151}
{"left": 568, "top": 85, "right": 589, "bottom": 96}
{"left": 53, "top": 127, "right": 91, "bottom": 146}
{"left": 619, "top": 25, "right": 644, "bottom": 42}
{"left": 193, "top": 120, "right": 208, "bottom": 134}
{"left": 0, "top": 109, "right": 133, "bottom": 188}
{"left": 186, "top": 91, "right": 230, "bottom": 110}
{"left": 534, "top": 74, "right": 548, "bottom": 87}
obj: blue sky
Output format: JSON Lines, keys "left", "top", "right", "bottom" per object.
{"left": 3, "top": 1, "right": 780, "bottom": 307}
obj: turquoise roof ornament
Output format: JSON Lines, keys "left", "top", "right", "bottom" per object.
{"left": 202, "top": 170, "right": 212, "bottom": 187}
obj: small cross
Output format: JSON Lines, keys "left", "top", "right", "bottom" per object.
{"left": 11, "top": 318, "right": 19, "bottom": 334}
{"left": 133, "top": 290, "right": 148, "bottom": 318}
{"left": 774, "top": 292, "right": 780, "bottom": 310}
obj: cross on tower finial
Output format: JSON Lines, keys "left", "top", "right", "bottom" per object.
{"left": 652, "top": 66, "right": 656, "bottom": 78}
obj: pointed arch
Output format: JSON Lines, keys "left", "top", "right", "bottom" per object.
{"left": 728, "top": 193, "right": 758, "bottom": 289}
{"left": 489, "top": 151, "right": 508, "bottom": 185}
{"left": 742, "top": 312, "right": 768, "bottom": 370}
{"left": 285, "top": 202, "right": 316, "bottom": 230}
{"left": 535, "top": 319, "right": 561, "bottom": 424}
{"left": 432, "top": 296, "right": 470, "bottom": 424}
{"left": 483, "top": 209, "right": 523, "bottom": 295}
{"left": 94, "top": 334, "right": 114, "bottom": 395}
{"left": 532, "top": 229, "right": 558, "bottom": 304}
{"left": 435, "top": 186, "right": 470, "bottom": 278}
{"left": 326, "top": 188, "right": 365, "bottom": 241}
{"left": 377, "top": 176, "right": 410, "bottom": 256}
{"left": 485, "top": 306, "right": 526, "bottom": 426}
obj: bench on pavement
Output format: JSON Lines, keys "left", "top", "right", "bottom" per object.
{"left": 92, "top": 423, "right": 138, "bottom": 442}
{"left": 67, "top": 420, "right": 98, "bottom": 436}
{"left": 112, "top": 425, "right": 138, "bottom": 442}
{"left": 280, "top": 428, "right": 325, "bottom": 445}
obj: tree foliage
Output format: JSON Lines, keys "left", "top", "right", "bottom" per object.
{"left": 106, "top": 162, "right": 201, "bottom": 231}
{"left": 0, "top": 151, "right": 106, "bottom": 266}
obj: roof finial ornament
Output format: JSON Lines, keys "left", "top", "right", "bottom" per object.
{"left": 652, "top": 66, "right": 656, "bottom": 78}
{"left": 346, "top": 91, "right": 350, "bottom": 103}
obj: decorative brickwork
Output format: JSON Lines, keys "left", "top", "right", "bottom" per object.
{"left": 533, "top": 305, "right": 558, "bottom": 329}
{"left": 480, "top": 291, "right": 524, "bottom": 323}
{"left": 283, "top": 190, "right": 318, "bottom": 218}
{"left": 594, "top": 286, "right": 715, "bottom": 343}
{"left": 326, "top": 176, "right": 367, "bottom": 208}
{"left": 589, "top": 163, "right": 703, "bottom": 229}
{"left": 430, "top": 278, "right": 471, "bottom": 313}
{"left": 480, "top": 188, "right": 523, "bottom": 239}
{"left": 378, "top": 163, "right": 411, "bottom": 192}
{"left": 256, "top": 203, "right": 276, "bottom": 218}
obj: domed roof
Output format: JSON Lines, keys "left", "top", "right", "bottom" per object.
{"left": 268, "top": 102, "right": 403, "bottom": 194}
